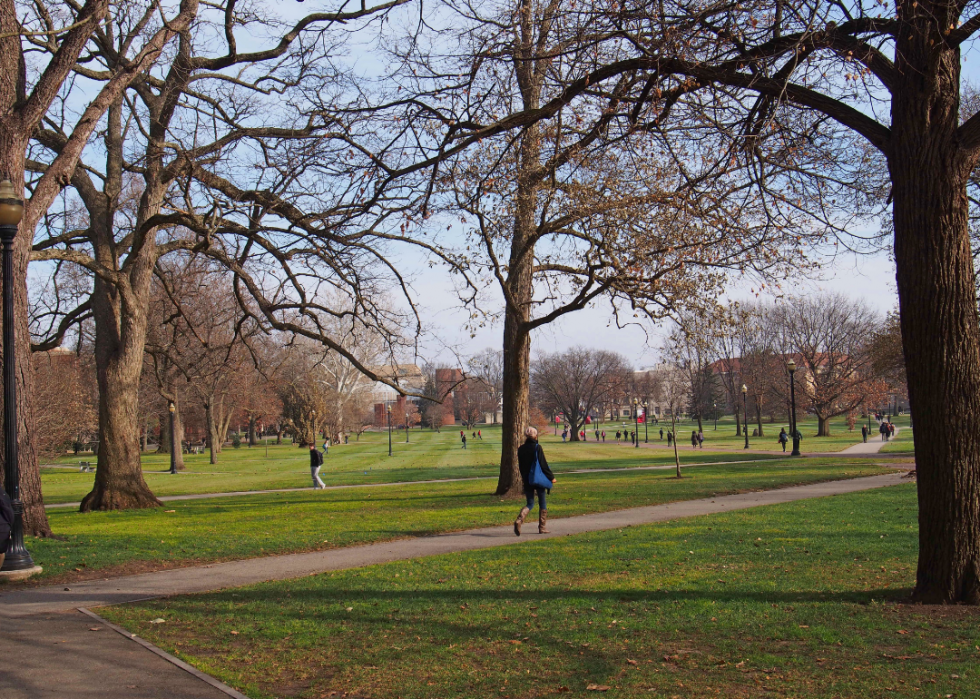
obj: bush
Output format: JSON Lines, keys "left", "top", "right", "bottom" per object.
{"left": 231, "top": 432, "right": 242, "bottom": 449}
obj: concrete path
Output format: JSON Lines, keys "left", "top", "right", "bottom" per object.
{"left": 839, "top": 427, "right": 902, "bottom": 455}
{"left": 43, "top": 452, "right": 897, "bottom": 511}
{"left": 3, "top": 472, "right": 906, "bottom": 618}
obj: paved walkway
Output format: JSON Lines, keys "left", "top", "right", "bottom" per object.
{"left": 0, "top": 471, "right": 908, "bottom": 698}
{"left": 44, "top": 441, "right": 905, "bottom": 511}
{"left": 839, "top": 427, "right": 902, "bottom": 455}
{"left": 5, "top": 472, "right": 905, "bottom": 617}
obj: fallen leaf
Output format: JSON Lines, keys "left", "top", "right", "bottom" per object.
{"left": 230, "top": 630, "right": 239, "bottom": 635}
{"left": 586, "top": 684, "right": 610, "bottom": 692}
{"left": 627, "top": 659, "right": 638, "bottom": 666}
{"left": 164, "top": 510, "right": 176, "bottom": 513}
{"left": 149, "top": 618, "right": 166, "bottom": 624}
{"left": 88, "top": 627, "right": 101, "bottom": 632}
{"left": 897, "top": 629, "right": 909, "bottom": 635}
{"left": 508, "top": 640, "right": 522, "bottom": 645}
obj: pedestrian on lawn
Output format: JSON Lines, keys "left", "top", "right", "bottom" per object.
{"left": 697, "top": 430, "right": 704, "bottom": 448}
{"left": 601, "top": 431, "right": 606, "bottom": 442}
{"left": 310, "top": 443, "right": 325, "bottom": 489}
{"left": 513, "top": 426, "right": 556, "bottom": 536}
{"left": 660, "top": 427, "right": 664, "bottom": 440}
{"left": 691, "top": 430, "right": 698, "bottom": 449}
{"left": 879, "top": 420, "right": 888, "bottom": 442}
{"left": 861, "top": 424, "right": 868, "bottom": 443}
{"left": 562, "top": 428, "right": 567, "bottom": 442}
{"left": 595, "top": 429, "right": 600, "bottom": 441}
{"left": 615, "top": 430, "right": 621, "bottom": 442}
{"left": 478, "top": 430, "right": 482, "bottom": 439}
{"left": 778, "top": 428, "right": 788, "bottom": 452}
{"left": 461, "top": 433, "right": 468, "bottom": 449}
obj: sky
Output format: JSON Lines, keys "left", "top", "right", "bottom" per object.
{"left": 407, "top": 244, "right": 899, "bottom": 369}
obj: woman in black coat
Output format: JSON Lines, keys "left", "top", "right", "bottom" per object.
{"left": 513, "top": 426, "right": 556, "bottom": 536}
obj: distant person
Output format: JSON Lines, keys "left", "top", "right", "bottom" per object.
{"left": 321, "top": 440, "right": 329, "bottom": 455}
{"left": 889, "top": 422, "right": 896, "bottom": 438}
{"left": 513, "top": 426, "right": 555, "bottom": 536}
{"left": 309, "top": 444, "right": 325, "bottom": 489}
{"left": 461, "top": 433, "right": 468, "bottom": 449}
{"left": 460, "top": 430, "right": 464, "bottom": 439}
{"left": 697, "top": 431, "right": 704, "bottom": 448}
{"left": 561, "top": 428, "right": 567, "bottom": 442}
{"left": 478, "top": 430, "right": 482, "bottom": 440}
{"left": 861, "top": 424, "right": 868, "bottom": 443}
{"left": 660, "top": 427, "right": 664, "bottom": 440}
{"left": 778, "top": 428, "right": 788, "bottom": 452}
{"left": 595, "top": 429, "right": 600, "bottom": 441}
{"left": 615, "top": 430, "right": 621, "bottom": 442}
{"left": 667, "top": 431, "right": 673, "bottom": 446}
{"left": 601, "top": 431, "right": 606, "bottom": 442}
{"left": 581, "top": 430, "right": 586, "bottom": 441}
{"left": 879, "top": 421, "right": 888, "bottom": 442}
{"left": 691, "top": 430, "right": 698, "bottom": 449}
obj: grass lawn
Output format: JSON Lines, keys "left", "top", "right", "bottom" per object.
{"left": 880, "top": 426, "right": 915, "bottom": 455}
{"left": 23, "top": 459, "right": 894, "bottom": 586}
{"left": 39, "top": 417, "right": 892, "bottom": 505}
{"left": 39, "top": 426, "right": 784, "bottom": 505}
{"left": 100, "top": 483, "right": 979, "bottom": 699}
{"left": 674, "top": 414, "right": 911, "bottom": 453}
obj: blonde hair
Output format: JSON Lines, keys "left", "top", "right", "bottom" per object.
{"left": 525, "top": 426, "right": 538, "bottom": 439}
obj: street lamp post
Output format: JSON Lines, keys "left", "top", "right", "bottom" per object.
{"left": 741, "top": 384, "right": 750, "bottom": 450}
{"left": 787, "top": 359, "right": 801, "bottom": 456}
{"left": 713, "top": 402, "right": 717, "bottom": 431}
{"left": 405, "top": 411, "right": 410, "bottom": 443}
{"left": 387, "top": 404, "right": 392, "bottom": 456}
{"left": 0, "top": 179, "right": 38, "bottom": 576}
{"left": 633, "top": 398, "right": 639, "bottom": 448}
{"left": 168, "top": 402, "right": 177, "bottom": 474}
{"left": 643, "top": 401, "right": 649, "bottom": 443}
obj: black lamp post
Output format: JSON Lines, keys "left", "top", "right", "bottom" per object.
{"left": 787, "top": 359, "right": 801, "bottom": 456}
{"left": 405, "top": 411, "right": 410, "bottom": 443}
{"left": 741, "top": 384, "right": 750, "bottom": 450}
{"left": 713, "top": 402, "right": 717, "bottom": 431}
{"left": 387, "top": 404, "right": 392, "bottom": 456}
{"left": 168, "top": 402, "right": 177, "bottom": 474}
{"left": 0, "top": 179, "right": 37, "bottom": 577}
{"left": 633, "top": 398, "right": 639, "bottom": 448}
{"left": 643, "top": 400, "right": 649, "bottom": 443}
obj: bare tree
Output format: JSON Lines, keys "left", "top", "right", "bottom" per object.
{"left": 531, "top": 348, "right": 630, "bottom": 442}
{"left": 774, "top": 295, "right": 881, "bottom": 437}
{"left": 468, "top": 349, "right": 504, "bottom": 424}
{"left": 654, "top": 365, "right": 689, "bottom": 478}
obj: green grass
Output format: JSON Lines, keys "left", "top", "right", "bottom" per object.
{"left": 100, "top": 483, "right": 979, "bottom": 699}
{"left": 39, "top": 428, "right": 776, "bottom": 505}
{"left": 25, "top": 458, "right": 891, "bottom": 585}
{"left": 40, "top": 419, "right": 890, "bottom": 505}
{"left": 679, "top": 414, "right": 910, "bottom": 453}
{"left": 880, "top": 425, "right": 915, "bottom": 455}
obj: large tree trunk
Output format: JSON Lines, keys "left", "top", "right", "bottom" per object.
{"left": 157, "top": 410, "right": 171, "bottom": 453}
{"left": 733, "top": 404, "right": 741, "bottom": 436}
{"left": 891, "top": 20, "right": 980, "bottom": 604}
{"left": 816, "top": 415, "right": 830, "bottom": 437}
{"left": 497, "top": 317, "right": 531, "bottom": 495}
{"left": 205, "top": 400, "right": 219, "bottom": 465}
{"left": 81, "top": 277, "right": 160, "bottom": 511}
{"left": 755, "top": 402, "right": 764, "bottom": 438}
{"left": 0, "top": 163, "right": 51, "bottom": 536}
{"left": 248, "top": 415, "right": 257, "bottom": 447}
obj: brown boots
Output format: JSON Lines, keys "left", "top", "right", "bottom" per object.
{"left": 514, "top": 507, "right": 530, "bottom": 536}
{"left": 514, "top": 507, "right": 550, "bottom": 535}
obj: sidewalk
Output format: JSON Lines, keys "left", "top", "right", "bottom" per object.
{"left": 839, "top": 427, "right": 902, "bottom": 455}
{"left": 4, "top": 472, "right": 906, "bottom": 617}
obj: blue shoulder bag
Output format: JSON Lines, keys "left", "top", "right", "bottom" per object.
{"left": 530, "top": 445, "right": 553, "bottom": 491}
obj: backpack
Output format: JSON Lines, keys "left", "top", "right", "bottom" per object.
{"left": 0, "top": 488, "right": 13, "bottom": 555}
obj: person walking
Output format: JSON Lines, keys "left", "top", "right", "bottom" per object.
{"left": 309, "top": 444, "right": 325, "bottom": 489}
{"left": 691, "top": 430, "right": 698, "bottom": 449}
{"left": 601, "top": 430, "right": 606, "bottom": 442}
{"left": 778, "top": 428, "right": 788, "bottom": 452}
{"left": 697, "top": 430, "right": 704, "bottom": 448}
{"left": 879, "top": 420, "right": 888, "bottom": 442}
{"left": 478, "top": 430, "right": 482, "bottom": 440}
{"left": 513, "top": 426, "right": 556, "bottom": 536}
{"left": 861, "top": 424, "right": 868, "bottom": 443}
{"left": 660, "top": 427, "right": 664, "bottom": 440}
{"left": 616, "top": 430, "right": 621, "bottom": 442}
{"left": 667, "top": 430, "right": 673, "bottom": 446}
{"left": 461, "top": 433, "right": 468, "bottom": 449}
{"left": 594, "top": 428, "right": 600, "bottom": 442}
{"left": 561, "top": 428, "right": 567, "bottom": 442}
